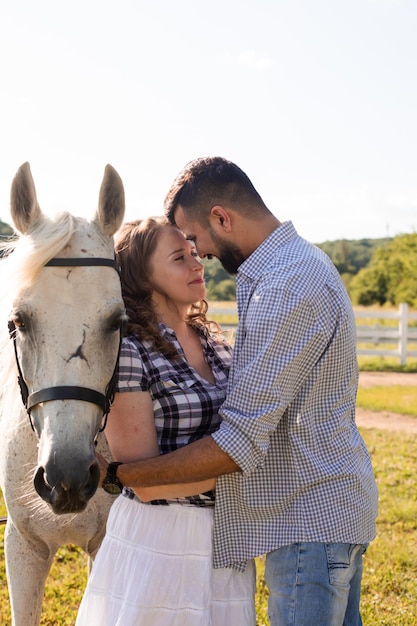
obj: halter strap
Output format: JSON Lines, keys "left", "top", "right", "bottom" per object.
{"left": 45, "top": 257, "right": 119, "bottom": 269}
{"left": 27, "top": 387, "right": 109, "bottom": 413}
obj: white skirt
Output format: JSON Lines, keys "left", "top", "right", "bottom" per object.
{"left": 76, "top": 495, "right": 256, "bottom": 626}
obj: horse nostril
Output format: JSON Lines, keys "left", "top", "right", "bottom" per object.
{"left": 86, "top": 461, "right": 101, "bottom": 498}
{"left": 33, "top": 466, "right": 53, "bottom": 504}
{"left": 90, "top": 460, "right": 100, "bottom": 483}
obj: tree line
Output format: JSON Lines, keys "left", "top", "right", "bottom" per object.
{"left": 1, "top": 218, "right": 416, "bottom": 308}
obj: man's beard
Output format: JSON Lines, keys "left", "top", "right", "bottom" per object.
{"left": 209, "top": 228, "right": 246, "bottom": 275}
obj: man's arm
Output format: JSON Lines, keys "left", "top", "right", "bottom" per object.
{"left": 134, "top": 478, "right": 216, "bottom": 502}
{"left": 99, "top": 435, "right": 240, "bottom": 489}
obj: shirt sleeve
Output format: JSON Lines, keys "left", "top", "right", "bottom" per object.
{"left": 212, "top": 284, "right": 334, "bottom": 475}
{"left": 116, "top": 337, "right": 149, "bottom": 393}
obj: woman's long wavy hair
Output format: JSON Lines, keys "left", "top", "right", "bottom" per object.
{"left": 114, "top": 217, "right": 221, "bottom": 359}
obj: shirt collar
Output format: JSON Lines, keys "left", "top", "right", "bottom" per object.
{"left": 237, "top": 221, "right": 298, "bottom": 282}
{"left": 158, "top": 321, "right": 208, "bottom": 340}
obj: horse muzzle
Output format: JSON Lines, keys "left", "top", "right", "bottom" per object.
{"left": 33, "top": 458, "right": 101, "bottom": 514}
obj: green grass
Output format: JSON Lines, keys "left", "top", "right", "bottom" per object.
{"left": 357, "top": 386, "right": 417, "bottom": 416}
{"left": 358, "top": 430, "right": 417, "bottom": 625}
{"left": 358, "top": 356, "right": 417, "bottom": 373}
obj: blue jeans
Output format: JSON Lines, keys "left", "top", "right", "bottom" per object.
{"left": 265, "top": 542, "right": 367, "bottom": 626}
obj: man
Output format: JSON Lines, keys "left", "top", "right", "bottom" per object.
{"left": 101, "top": 156, "right": 378, "bottom": 626}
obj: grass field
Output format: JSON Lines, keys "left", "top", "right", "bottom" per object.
{"left": 357, "top": 386, "right": 417, "bottom": 415}
{"left": 1, "top": 373, "right": 416, "bottom": 624}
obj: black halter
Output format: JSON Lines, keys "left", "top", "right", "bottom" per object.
{"left": 8, "top": 256, "right": 122, "bottom": 433}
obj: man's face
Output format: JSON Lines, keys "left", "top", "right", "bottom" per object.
{"left": 174, "top": 205, "right": 245, "bottom": 275}
{"left": 207, "top": 227, "right": 245, "bottom": 275}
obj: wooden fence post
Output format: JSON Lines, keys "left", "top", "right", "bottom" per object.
{"left": 398, "top": 303, "right": 409, "bottom": 366}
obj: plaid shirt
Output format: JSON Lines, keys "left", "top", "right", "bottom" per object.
{"left": 212, "top": 222, "right": 378, "bottom": 570}
{"left": 117, "top": 323, "right": 231, "bottom": 507}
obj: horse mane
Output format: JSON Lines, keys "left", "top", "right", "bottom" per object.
{"left": 0, "top": 212, "right": 76, "bottom": 419}
{"left": 1, "top": 212, "right": 77, "bottom": 293}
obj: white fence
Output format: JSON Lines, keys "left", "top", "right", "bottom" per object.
{"left": 355, "top": 303, "right": 417, "bottom": 365}
{"left": 211, "top": 303, "right": 417, "bottom": 366}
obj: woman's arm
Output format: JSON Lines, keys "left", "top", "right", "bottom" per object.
{"left": 106, "top": 390, "right": 159, "bottom": 460}
{"left": 104, "top": 391, "right": 216, "bottom": 500}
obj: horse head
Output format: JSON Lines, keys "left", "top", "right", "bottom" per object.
{"left": 6, "top": 163, "right": 126, "bottom": 515}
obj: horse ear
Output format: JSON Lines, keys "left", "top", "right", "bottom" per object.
{"left": 10, "top": 162, "right": 42, "bottom": 235}
{"left": 94, "top": 165, "right": 125, "bottom": 236}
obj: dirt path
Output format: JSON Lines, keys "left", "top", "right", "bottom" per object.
{"left": 357, "top": 372, "right": 417, "bottom": 434}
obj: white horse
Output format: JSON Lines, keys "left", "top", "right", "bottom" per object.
{"left": 0, "top": 163, "right": 126, "bottom": 626}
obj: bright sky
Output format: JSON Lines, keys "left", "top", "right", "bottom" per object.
{"left": 1, "top": 0, "right": 416, "bottom": 243}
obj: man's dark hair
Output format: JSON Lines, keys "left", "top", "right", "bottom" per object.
{"left": 164, "top": 156, "right": 268, "bottom": 225}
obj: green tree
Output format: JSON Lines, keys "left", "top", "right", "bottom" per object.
{"left": 207, "top": 278, "right": 236, "bottom": 301}
{"left": 203, "top": 258, "right": 236, "bottom": 301}
{"left": 317, "top": 237, "right": 389, "bottom": 276}
{"left": 350, "top": 233, "right": 417, "bottom": 307}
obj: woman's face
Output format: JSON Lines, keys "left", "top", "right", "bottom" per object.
{"left": 149, "top": 225, "right": 206, "bottom": 307}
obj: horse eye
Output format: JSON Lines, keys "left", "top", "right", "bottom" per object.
{"left": 108, "top": 313, "right": 127, "bottom": 334}
{"left": 9, "top": 317, "right": 26, "bottom": 332}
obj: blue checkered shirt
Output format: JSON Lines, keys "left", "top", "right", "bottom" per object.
{"left": 117, "top": 323, "right": 231, "bottom": 507}
{"left": 212, "top": 222, "right": 378, "bottom": 570}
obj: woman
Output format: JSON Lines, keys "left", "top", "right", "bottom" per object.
{"left": 76, "top": 217, "right": 256, "bottom": 626}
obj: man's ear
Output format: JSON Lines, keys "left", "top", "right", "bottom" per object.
{"left": 210, "top": 205, "right": 232, "bottom": 232}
